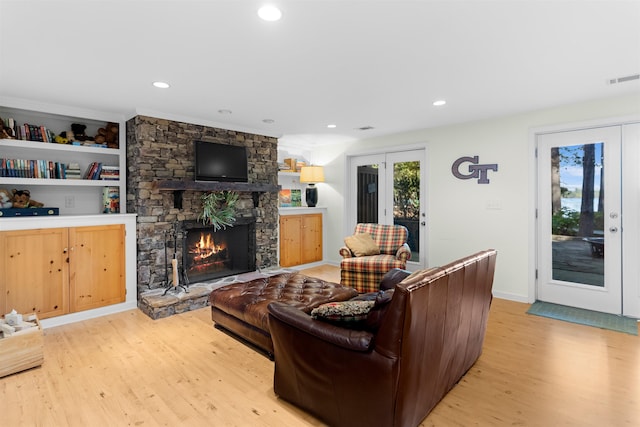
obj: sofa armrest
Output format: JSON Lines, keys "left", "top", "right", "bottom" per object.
{"left": 395, "top": 243, "right": 412, "bottom": 262}
{"left": 268, "top": 302, "right": 374, "bottom": 352}
{"left": 339, "top": 246, "right": 354, "bottom": 258}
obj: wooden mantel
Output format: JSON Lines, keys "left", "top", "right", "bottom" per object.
{"left": 153, "top": 180, "right": 281, "bottom": 208}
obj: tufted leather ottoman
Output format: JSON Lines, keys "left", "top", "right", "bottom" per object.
{"left": 209, "top": 272, "right": 358, "bottom": 357}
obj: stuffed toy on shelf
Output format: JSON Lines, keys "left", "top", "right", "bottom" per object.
{"left": 0, "top": 188, "right": 13, "bottom": 208}
{"left": 11, "top": 189, "right": 44, "bottom": 208}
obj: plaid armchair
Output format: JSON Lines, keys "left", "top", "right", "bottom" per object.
{"left": 339, "top": 223, "right": 411, "bottom": 293}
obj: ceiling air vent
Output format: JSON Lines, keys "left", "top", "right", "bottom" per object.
{"left": 608, "top": 74, "right": 640, "bottom": 85}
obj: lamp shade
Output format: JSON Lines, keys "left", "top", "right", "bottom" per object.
{"left": 299, "top": 166, "right": 325, "bottom": 183}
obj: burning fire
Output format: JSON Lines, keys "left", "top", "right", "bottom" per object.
{"left": 190, "top": 232, "right": 225, "bottom": 262}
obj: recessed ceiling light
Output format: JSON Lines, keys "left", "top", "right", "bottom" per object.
{"left": 262, "top": 119, "right": 275, "bottom": 124}
{"left": 433, "top": 100, "right": 446, "bottom": 106}
{"left": 218, "top": 109, "right": 232, "bottom": 114}
{"left": 152, "top": 81, "right": 170, "bottom": 89}
{"left": 327, "top": 124, "right": 337, "bottom": 129}
{"left": 258, "top": 5, "right": 282, "bottom": 21}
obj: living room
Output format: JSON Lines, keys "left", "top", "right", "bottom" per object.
{"left": 1, "top": 1, "right": 640, "bottom": 426}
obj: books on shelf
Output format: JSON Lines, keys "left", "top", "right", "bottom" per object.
{"left": 1, "top": 158, "right": 66, "bottom": 179}
{"left": 83, "top": 162, "right": 119, "bottom": 180}
{"left": 1, "top": 117, "right": 55, "bottom": 142}
{"left": 100, "top": 165, "right": 120, "bottom": 180}
{"left": 83, "top": 162, "right": 100, "bottom": 179}
{"left": 65, "top": 162, "right": 82, "bottom": 179}
{"left": 1, "top": 158, "right": 119, "bottom": 181}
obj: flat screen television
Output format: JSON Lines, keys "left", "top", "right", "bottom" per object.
{"left": 194, "top": 141, "right": 248, "bottom": 182}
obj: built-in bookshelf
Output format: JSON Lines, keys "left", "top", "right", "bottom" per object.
{"left": 0, "top": 100, "right": 126, "bottom": 215}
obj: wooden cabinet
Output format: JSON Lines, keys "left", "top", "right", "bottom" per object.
{"left": 69, "top": 225, "right": 126, "bottom": 312}
{"left": 0, "top": 225, "right": 125, "bottom": 319}
{"left": 279, "top": 213, "right": 323, "bottom": 267}
{"left": 301, "top": 214, "right": 323, "bottom": 264}
{"left": 0, "top": 228, "right": 69, "bottom": 319}
{"left": 280, "top": 215, "right": 303, "bottom": 266}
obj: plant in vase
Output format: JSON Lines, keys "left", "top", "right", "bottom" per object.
{"left": 199, "top": 191, "right": 239, "bottom": 231}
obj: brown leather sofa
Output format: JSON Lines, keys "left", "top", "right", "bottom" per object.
{"left": 268, "top": 249, "right": 497, "bottom": 427}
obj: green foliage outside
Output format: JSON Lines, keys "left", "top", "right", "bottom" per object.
{"left": 394, "top": 161, "right": 420, "bottom": 220}
{"left": 552, "top": 207, "right": 603, "bottom": 236}
{"left": 552, "top": 207, "right": 580, "bottom": 236}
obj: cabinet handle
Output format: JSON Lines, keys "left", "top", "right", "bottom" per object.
{"left": 63, "top": 248, "right": 68, "bottom": 254}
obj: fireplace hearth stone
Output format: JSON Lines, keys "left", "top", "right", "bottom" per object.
{"left": 138, "top": 268, "right": 294, "bottom": 319}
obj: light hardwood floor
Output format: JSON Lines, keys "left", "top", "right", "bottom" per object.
{"left": 1, "top": 265, "right": 638, "bottom": 426}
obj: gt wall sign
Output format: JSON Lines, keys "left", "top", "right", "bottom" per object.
{"left": 451, "top": 156, "right": 498, "bottom": 184}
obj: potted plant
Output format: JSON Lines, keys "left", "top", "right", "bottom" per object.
{"left": 199, "top": 190, "right": 239, "bottom": 231}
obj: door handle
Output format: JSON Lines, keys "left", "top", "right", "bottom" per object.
{"left": 609, "top": 227, "right": 618, "bottom": 233}
{"left": 421, "top": 221, "right": 426, "bottom": 226}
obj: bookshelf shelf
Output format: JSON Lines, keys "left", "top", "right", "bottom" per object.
{"left": 0, "top": 177, "right": 122, "bottom": 187}
{"left": 0, "top": 138, "right": 119, "bottom": 155}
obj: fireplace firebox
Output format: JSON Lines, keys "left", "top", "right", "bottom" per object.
{"left": 181, "top": 218, "right": 256, "bottom": 284}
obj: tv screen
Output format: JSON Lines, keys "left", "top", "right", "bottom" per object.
{"left": 194, "top": 141, "right": 248, "bottom": 182}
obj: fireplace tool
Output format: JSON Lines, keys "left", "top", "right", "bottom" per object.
{"left": 163, "top": 223, "right": 188, "bottom": 295}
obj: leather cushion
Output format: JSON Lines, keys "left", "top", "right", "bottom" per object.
{"left": 209, "top": 272, "right": 358, "bottom": 334}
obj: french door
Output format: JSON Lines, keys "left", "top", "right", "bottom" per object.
{"left": 537, "top": 126, "right": 622, "bottom": 314}
{"left": 347, "top": 149, "right": 426, "bottom": 269}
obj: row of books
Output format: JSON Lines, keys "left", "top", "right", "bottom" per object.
{"left": 1, "top": 158, "right": 120, "bottom": 180}
{"left": 1, "top": 158, "right": 67, "bottom": 179}
{"left": 84, "top": 162, "right": 120, "bottom": 180}
{"left": 2, "top": 118, "right": 55, "bottom": 142}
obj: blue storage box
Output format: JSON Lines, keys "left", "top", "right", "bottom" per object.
{"left": 0, "top": 207, "right": 59, "bottom": 217}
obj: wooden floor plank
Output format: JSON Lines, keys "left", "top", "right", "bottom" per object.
{"left": 0, "top": 265, "right": 638, "bottom": 426}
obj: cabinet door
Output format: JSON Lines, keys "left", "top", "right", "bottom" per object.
{"left": 69, "top": 224, "right": 125, "bottom": 312}
{"left": 0, "top": 228, "right": 69, "bottom": 319}
{"left": 301, "top": 214, "right": 323, "bottom": 264}
{"left": 280, "top": 216, "right": 302, "bottom": 267}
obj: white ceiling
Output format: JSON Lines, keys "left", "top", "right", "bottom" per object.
{"left": 1, "top": 0, "right": 639, "bottom": 148}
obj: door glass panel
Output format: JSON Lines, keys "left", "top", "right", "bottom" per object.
{"left": 393, "top": 160, "right": 420, "bottom": 260}
{"left": 551, "top": 142, "right": 604, "bottom": 286}
{"left": 357, "top": 164, "right": 379, "bottom": 223}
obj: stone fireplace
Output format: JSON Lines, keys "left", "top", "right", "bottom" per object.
{"left": 125, "top": 115, "right": 280, "bottom": 318}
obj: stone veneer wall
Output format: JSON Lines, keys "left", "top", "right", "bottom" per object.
{"left": 126, "top": 115, "right": 280, "bottom": 297}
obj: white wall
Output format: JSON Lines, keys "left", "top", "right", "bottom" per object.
{"left": 316, "top": 93, "right": 640, "bottom": 302}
